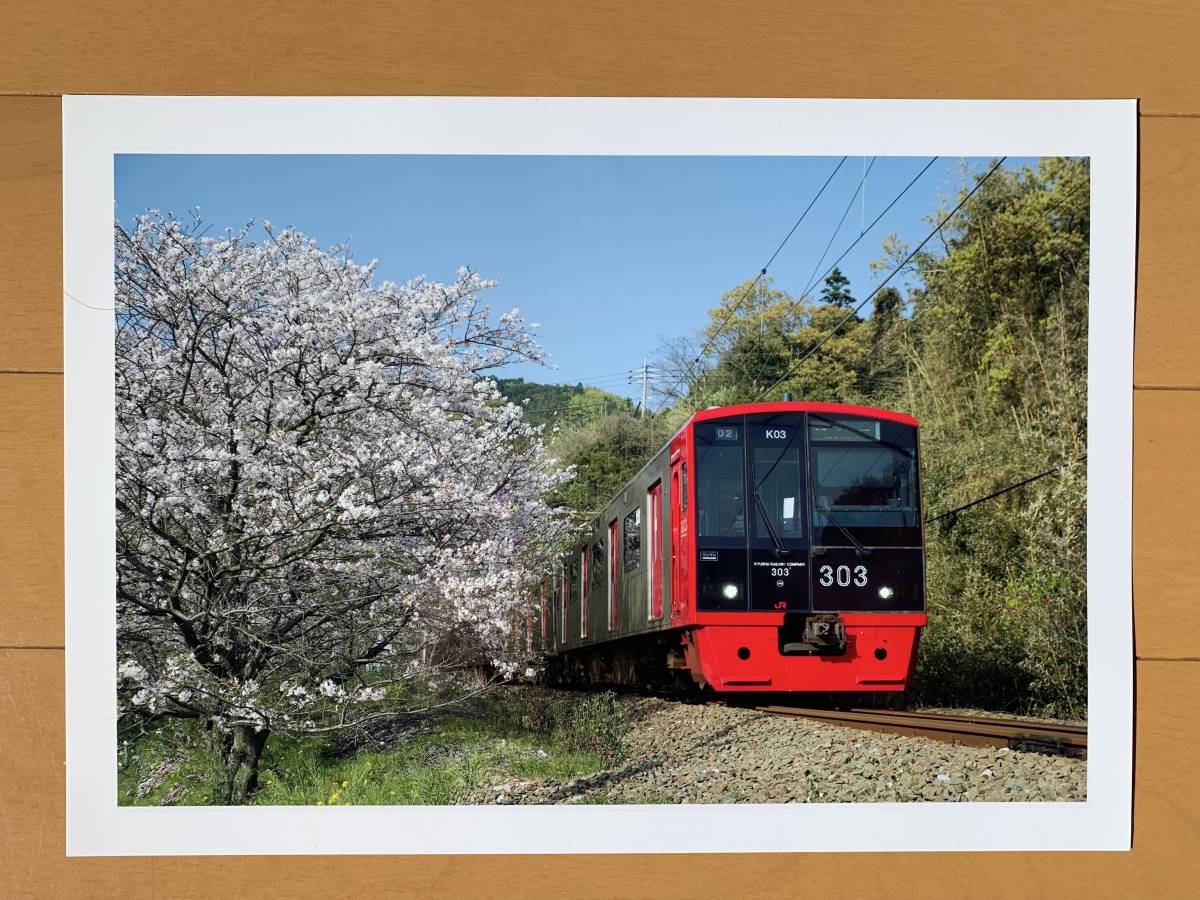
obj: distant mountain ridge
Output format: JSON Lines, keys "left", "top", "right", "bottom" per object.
{"left": 495, "top": 377, "right": 634, "bottom": 428}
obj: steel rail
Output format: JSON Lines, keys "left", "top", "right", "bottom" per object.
{"left": 754, "top": 705, "right": 1087, "bottom": 759}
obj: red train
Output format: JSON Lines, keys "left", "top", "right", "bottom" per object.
{"left": 522, "top": 401, "right": 926, "bottom": 694}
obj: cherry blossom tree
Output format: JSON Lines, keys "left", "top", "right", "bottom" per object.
{"left": 115, "top": 215, "right": 568, "bottom": 803}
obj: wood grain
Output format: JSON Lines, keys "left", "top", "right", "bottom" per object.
{"left": 0, "top": 0, "right": 1194, "bottom": 891}
{"left": 1134, "top": 390, "right": 1200, "bottom": 658}
{"left": 1135, "top": 117, "right": 1200, "bottom": 387}
{"left": 0, "top": 2, "right": 1198, "bottom": 114}
{"left": 0, "top": 375, "right": 62, "bottom": 648}
{"left": 6, "top": 386, "right": 1194, "bottom": 655}
{"left": 2, "top": 649, "right": 1195, "bottom": 898}
{"left": 0, "top": 97, "right": 60, "bottom": 374}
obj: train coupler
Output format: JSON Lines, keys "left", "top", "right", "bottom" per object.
{"left": 780, "top": 613, "right": 846, "bottom": 655}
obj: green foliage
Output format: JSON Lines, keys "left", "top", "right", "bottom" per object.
{"left": 483, "top": 687, "right": 629, "bottom": 760}
{"left": 710, "top": 331, "right": 792, "bottom": 399}
{"left": 496, "top": 378, "right": 635, "bottom": 430}
{"left": 680, "top": 274, "right": 877, "bottom": 407}
{"left": 904, "top": 158, "right": 1089, "bottom": 717}
{"left": 679, "top": 158, "right": 1090, "bottom": 717}
{"left": 552, "top": 692, "right": 629, "bottom": 758}
{"left": 117, "top": 720, "right": 229, "bottom": 806}
{"left": 819, "top": 266, "right": 855, "bottom": 308}
{"left": 522, "top": 158, "right": 1089, "bottom": 717}
{"left": 118, "top": 688, "right": 623, "bottom": 806}
{"left": 548, "top": 413, "right": 663, "bottom": 518}
{"left": 494, "top": 377, "right": 585, "bottom": 420}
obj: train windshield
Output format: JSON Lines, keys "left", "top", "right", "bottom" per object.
{"left": 809, "top": 414, "right": 920, "bottom": 546}
{"left": 694, "top": 423, "right": 745, "bottom": 538}
{"left": 749, "top": 419, "right": 806, "bottom": 542}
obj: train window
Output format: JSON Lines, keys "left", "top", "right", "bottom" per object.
{"left": 590, "top": 541, "right": 605, "bottom": 603}
{"left": 623, "top": 509, "right": 641, "bottom": 572}
{"left": 681, "top": 463, "right": 688, "bottom": 512}
{"left": 749, "top": 423, "right": 805, "bottom": 540}
{"left": 694, "top": 422, "right": 744, "bottom": 537}
{"left": 569, "top": 554, "right": 580, "bottom": 595}
{"left": 809, "top": 415, "right": 920, "bottom": 546}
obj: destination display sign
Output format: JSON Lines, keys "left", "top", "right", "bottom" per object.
{"left": 810, "top": 417, "right": 881, "bottom": 442}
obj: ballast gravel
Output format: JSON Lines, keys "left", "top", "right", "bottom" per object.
{"left": 473, "top": 693, "right": 1086, "bottom": 805}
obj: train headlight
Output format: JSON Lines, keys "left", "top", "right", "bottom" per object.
{"left": 878, "top": 586, "right": 894, "bottom": 600}
{"left": 722, "top": 583, "right": 739, "bottom": 600}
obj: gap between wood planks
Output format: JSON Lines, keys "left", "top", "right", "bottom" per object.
{"left": 0, "top": 90, "right": 1196, "bottom": 118}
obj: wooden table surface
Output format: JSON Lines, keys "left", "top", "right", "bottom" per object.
{"left": 1, "top": 2, "right": 1197, "bottom": 896}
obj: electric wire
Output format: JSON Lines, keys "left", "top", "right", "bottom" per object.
{"left": 652, "top": 156, "right": 849, "bottom": 412}
{"left": 690, "top": 155, "right": 935, "bottom": 402}
{"left": 924, "top": 456, "right": 1082, "bottom": 526}
{"left": 798, "top": 156, "right": 938, "bottom": 301}
{"left": 798, "top": 156, "right": 878, "bottom": 301}
{"left": 753, "top": 157, "right": 1008, "bottom": 403}
{"left": 670, "top": 156, "right": 939, "bottom": 405}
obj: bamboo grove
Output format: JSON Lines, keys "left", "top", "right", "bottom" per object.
{"left": 531, "top": 158, "right": 1089, "bottom": 717}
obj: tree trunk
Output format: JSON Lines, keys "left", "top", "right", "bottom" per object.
{"left": 213, "top": 723, "right": 269, "bottom": 805}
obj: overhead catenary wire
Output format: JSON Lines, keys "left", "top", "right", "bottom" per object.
{"left": 695, "top": 157, "right": 878, "bottom": 398}
{"left": 671, "top": 156, "right": 941, "bottom": 406}
{"left": 798, "top": 156, "right": 878, "bottom": 300}
{"left": 502, "top": 369, "right": 657, "bottom": 405}
{"left": 653, "top": 156, "right": 850, "bottom": 412}
{"left": 691, "top": 155, "right": 936, "bottom": 402}
{"left": 753, "top": 157, "right": 1008, "bottom": 403}
{"left": 722, "top": 161, "right": 1085, "bottom": 405}
{"left": 674, "top": 162, "right": 1082, "bottom": 408}
{"left": 507, "top": 367, "right": 653, "bottom": 388}
{"left": 798, "top": 156, "right": 939, "bottom": 301}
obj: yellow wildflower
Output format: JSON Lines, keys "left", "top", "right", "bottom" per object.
{"left": 341, "top": 780, "right": 349, "bottom": 788}
{"left": 330, "top": 793, "right": 340, "bottom": 804}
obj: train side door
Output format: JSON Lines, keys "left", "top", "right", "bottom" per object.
{"left": 647, "top": 481, "right": 663, "bottom": 620}
{"left": 669, "top": 457, "right": 688, "bottom": 621}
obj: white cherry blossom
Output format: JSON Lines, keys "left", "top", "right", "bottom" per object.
{"left": 115, "top": 214, "right": 570, "bottom": 802}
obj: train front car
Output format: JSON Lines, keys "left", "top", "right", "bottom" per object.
{"left": 680, "top": 402, "right": 925, "bottom": 693}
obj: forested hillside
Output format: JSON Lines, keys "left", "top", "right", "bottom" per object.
{"left": 538, "top": 158, "right": 1089, "bottom": 717}
{"left": 496, "top": 378, "right": 635, "bottom": 429}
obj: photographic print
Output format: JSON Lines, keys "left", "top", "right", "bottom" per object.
{"left": 64, "top": 98, "right": 1134, "bottom": 854}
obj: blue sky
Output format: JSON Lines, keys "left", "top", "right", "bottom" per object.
{"left": 115, "top": 154, "right": 1038, "bottom": 400}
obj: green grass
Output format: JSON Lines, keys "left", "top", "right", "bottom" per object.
{"left": 118, "top": 691, "right": 622, "bottom": 807}
{"left": 253, "top": 716, "right": 606, "bottom": 807}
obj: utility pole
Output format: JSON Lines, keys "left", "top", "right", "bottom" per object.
{"left": 640, "top": 357, "right": 648, "bottom": 418}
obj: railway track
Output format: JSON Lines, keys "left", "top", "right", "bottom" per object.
{"left": 754, "top": 705, "right": 1087, "bottom": 759}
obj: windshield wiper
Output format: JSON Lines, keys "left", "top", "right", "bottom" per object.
{"left": 753, "top": 490, "right": 790, "bottom": 558}
{"left": 818, "top": 504, "right": 871, "bottom": 558}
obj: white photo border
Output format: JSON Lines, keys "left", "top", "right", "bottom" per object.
{"left": 63, "top": 96, "right": 1135, "bottom": 855}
